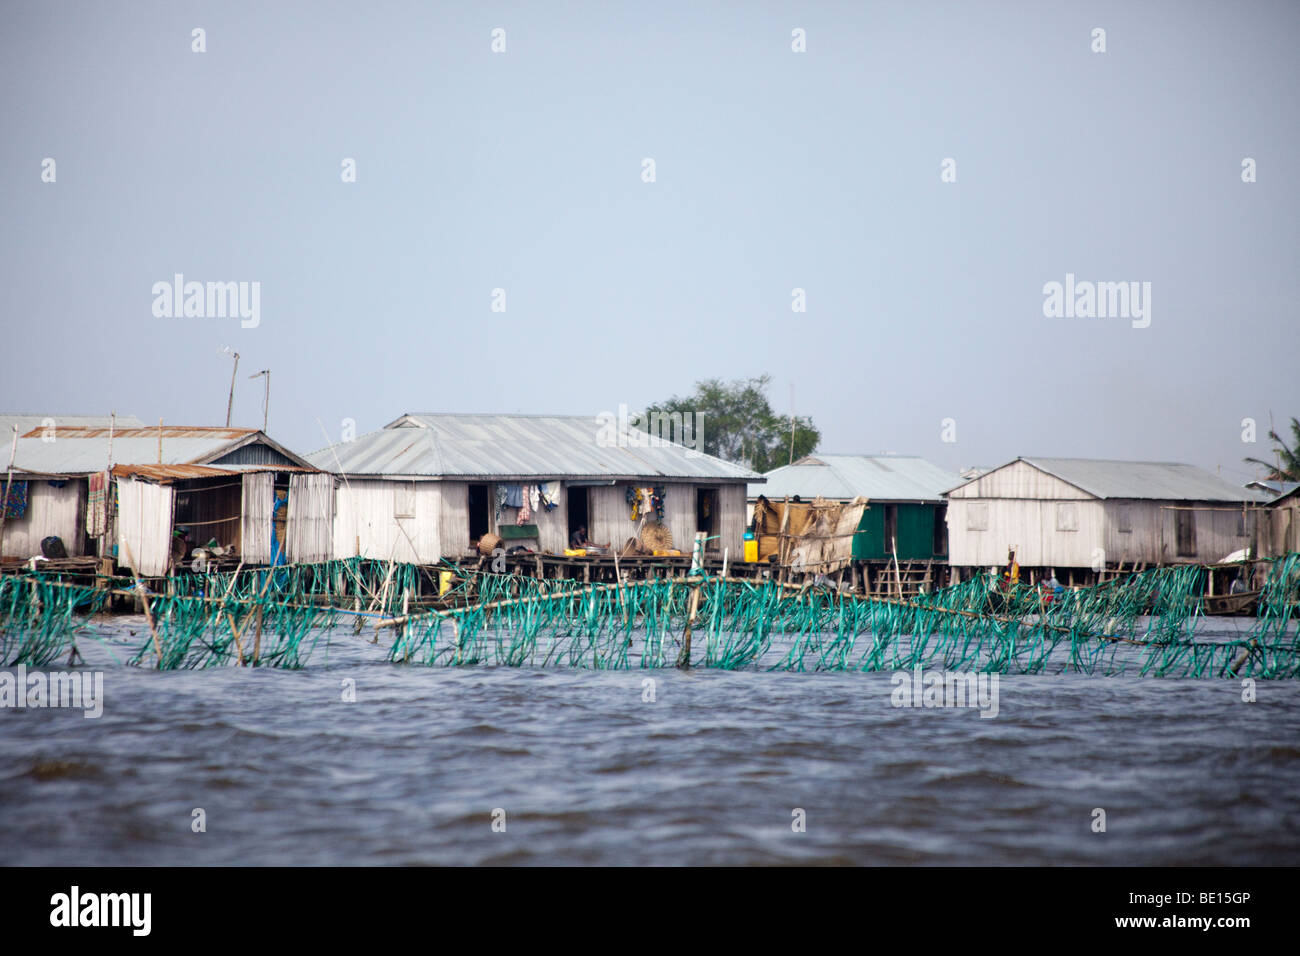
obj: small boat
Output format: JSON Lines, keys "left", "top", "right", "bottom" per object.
{"left": 1204, "top": 590, "right": 1260, "bottom": 617}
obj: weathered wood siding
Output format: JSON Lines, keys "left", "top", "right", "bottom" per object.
{"left": 1261, "top": 498, "right": 1299, "bottom": 557}
{"left": 323, "top": 478, "right": 747, "bottom": 562}
{"left": 947, "top": 460, "right": 1093, "bottom": 501}
{"left": 0, "top": 479, "right": 85, "bottom": 559}
{"left": 479, "top": 483, "right": 569, "bottom": 555}
{"left": 588, "top": 484, "right": 632, "bottom": 550}
{"left": 241, "top": 472, "right": 274, "bottom": 564}
{"left": 587, "top": 482, "right": 745, "bottom": 556}
{"left": 717, "top": 484, "right": 747, "bottom": 557}
{"left": 948, "top": 490, "right": 1256, "bottom": 568}
{"left": 535, "top": 484, "right": 568, "bottom": 554}
{"left": 946, "top": 497, "right": 1106, "bottom": 568}
{"left": 1102, "top": 499, "right": 1253, "bottom": 565}
{"left": 286, "top": 474, "right": 336, "bottom": 563}
{"left": 332, "top": 479, "right": 441, "bottom": 563}
{"left": 439, "top": 481, "right": 472, "bottom": 559}
{"left": 588, "top": 482, "right": 696, "bottom": 553}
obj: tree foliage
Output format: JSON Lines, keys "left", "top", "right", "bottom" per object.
{"left": 641, "top": 374, "right": 819, "bottom": 473}
{"left": 1244, "top": 416, "right": 1300, "bottom": 481}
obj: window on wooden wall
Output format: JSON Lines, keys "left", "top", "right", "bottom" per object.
{"left": 1056, "top": 502, "right": 1078, "bottom": 532}
{"left": 966, "top": 502, "right": 988, "bottom": 531}
{"left": 393, "top": 481, "right": 415, "bottom": 518}
{"left": 1117, "top": 506, "right": 1132, "bottom": 533}
{"left": 1176, "top": 510, "right": 1197, "bottom": 556}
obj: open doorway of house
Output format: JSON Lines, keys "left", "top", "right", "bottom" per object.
{"left": 468, "top": 483, "right": 490, "bottom": 546}
{"left": 932, "top": 505, "right": 948, "bottom": 556}
{"left": 696, "top": 487, "right": 718, "bottom": 550}
{"left": 568, "top": 486, "right": 589, "bottom": 545}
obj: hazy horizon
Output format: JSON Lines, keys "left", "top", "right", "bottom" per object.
{"left": 2, "top": 1, "right": 1296, "bottom": 485}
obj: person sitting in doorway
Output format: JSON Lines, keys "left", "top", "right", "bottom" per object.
{"left": 569, "top": 525, "right": 609, "bottom": 550}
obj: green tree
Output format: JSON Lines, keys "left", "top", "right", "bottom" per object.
{"left": 641, "top": 374, "right": 819, "bottom": 472}
{"left": 1244, "top": 416, "right": 1300, "bottom": 481}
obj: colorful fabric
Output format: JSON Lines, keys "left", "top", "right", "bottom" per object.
{"left": 539, "top": 481, "right": 561, "bottom": 510}
{"left": 518, "top": 487, "right": 532, "bottom": 524}
{"left": 87, "top": 471, "right": 109, "bottom": 536}
{"left": 503, "top": 484, "right": 523, "bottom": 508}
{"left": 2, "top": 480, "right": 28, "bottom": 519}
{"left": 495, "top": 484, "right": 508, "bottom": 523}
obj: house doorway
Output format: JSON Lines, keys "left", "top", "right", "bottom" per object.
{"left": 696, "top": 487, "right": 718, "bottom": 550}
{"left": 568, "top": 486, "right": 589, "bottom": 545}
{"left": 468, "top": 483, "right": 490, "bottom": 546}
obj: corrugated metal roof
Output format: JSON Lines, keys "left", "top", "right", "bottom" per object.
{"left": 22, "top": 426, "right": 254, "bottom": 440}
{"left": 8, "top": 430, "right": 314, "bottom": 475}
{"left": 112, "top": 463, "right": 232, "bottom": 480}
{"left": 308, "top": 413, "right": 759, "bottom": 481}
{"left": 1246, "top": 479, "right": 1300, "bottom": 501}
{"left": 960, "top": 457, "right": 1270, "bottom": 502}
{"left": 0, "top": 413, "right": 145, "bottom": 435}
{"left": 111, "top": 463, "right": 314, "bottom": 481}
{"left": 1266, "top": 484, "right": 1300, "bottom": 506}
{"left": 749, "top": 455, "right": 961, "bottom": 502}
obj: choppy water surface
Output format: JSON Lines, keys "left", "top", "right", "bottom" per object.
{"left": 1, "top": 615, "right": 1297, "bottom": 865}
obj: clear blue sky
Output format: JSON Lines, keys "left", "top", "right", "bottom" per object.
{"left": 2, "top": 1, "right": 1296, "bottom": 484}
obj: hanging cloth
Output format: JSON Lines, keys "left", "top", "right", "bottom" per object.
{"left": 87, "top": 471, "right": 110, "bottom": 536}
{"left": 2, "top": 479, "right": 28, "bottom": 519}
{"left": 539, "top": 481, "right": 561, "bottom": 510}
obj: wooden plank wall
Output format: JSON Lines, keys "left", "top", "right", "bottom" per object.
{"left": 717, "top": 484, "right": 747, "bottom": 557}
{"left": 946, "top": 498, "right": 1106, "bottom": 568}
{"left": 1262, "top": 500, "right": 1298, "bottom": 557}
{"left": 286, "top": 473, "right": 335, "bottom": 563}
{"left": 240, "top": 472, "right": 274, "bottom": 564}
{"left": 438, "top": 480, "right": 472, "bottom": 559}
{"left": 331, "top": 478, "right": 441, "bottom": 564}
{"left": 1102, "top": 499, "right": 1253, "bottom": 565}
{"left": 0, "top": 478, "right": 85, "bottom": 558}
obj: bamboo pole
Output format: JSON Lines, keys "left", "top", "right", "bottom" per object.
{"left": 0, "top": 424, "right": 18, "bottom": 565}
{"left": 678, "top": 582, "right": 701, "bottom": 668}
{"left": 221, "top": 560, "right": 246, "bottom": 665}
{"left": 252, "top": 606, "right": 263, "bottom": 665}
{"left": 121, "top": 541, "right": 163, "bottom": 666}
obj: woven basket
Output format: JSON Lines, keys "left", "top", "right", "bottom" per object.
{"left": 639, "top": 521, "right": 672, "bottom": 552}
{"left": 477, "top": 532, "right": 501, "bottom": 557}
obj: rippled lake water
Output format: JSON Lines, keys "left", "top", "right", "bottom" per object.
{"left": 2, "top": 615, "right": 1297, "bottom": 865}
